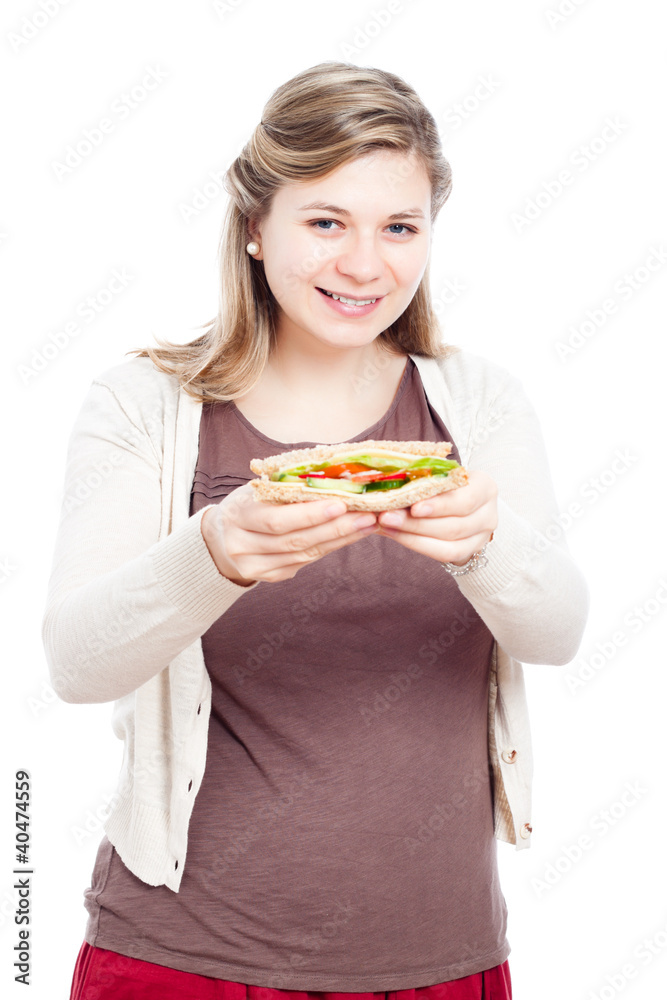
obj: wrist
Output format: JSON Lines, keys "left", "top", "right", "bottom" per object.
{"left": 441, "top": 532, "right": 494, "bottom": 575}
{"left": 200, "top": 507, "right": 256, "bottom": 587}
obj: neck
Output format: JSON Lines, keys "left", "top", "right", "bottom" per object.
{"left": 266, "top": 328, "right": 405, "bottom": 406}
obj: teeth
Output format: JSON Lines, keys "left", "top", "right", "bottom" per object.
{"left": 322, "top": 289, "right": 377, "bottom": 306}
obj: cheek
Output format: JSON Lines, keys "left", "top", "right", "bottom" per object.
{"left": 265, "top": 238, "right": 323, "bottom": 304}
{"left": 391, "top": 245, "right": 429, "bottom": 293}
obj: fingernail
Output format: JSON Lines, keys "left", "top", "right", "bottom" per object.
{"left": 381, "top": 513, "right": 402, "bottom": 527}
{"left": 354, "top": 515, "right": 376, "bottom": 529}
{"left": 417, "top": 503, "right": 433, "bottom": 515}
{"left": 325, "top": 502, "right": 347, "bottom": 516}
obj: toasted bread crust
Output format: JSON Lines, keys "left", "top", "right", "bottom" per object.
{"left": 249, "top": 439, "right": 467, "bottom": 512}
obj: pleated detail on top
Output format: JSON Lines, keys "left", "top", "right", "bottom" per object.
{"left": 190, "top": 470, "right": 251, "bottom": 503}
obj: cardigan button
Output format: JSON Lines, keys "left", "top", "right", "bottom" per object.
{"left": 501, "top": 748, "right": 517, "bottom": 763}
{"left": 188, "top": 779, "right": 193, "bottom": 791}
{"left": 174, "top": 859, "right": 179, "bottom": 870}
{"left": 197, "top": 704, "right": 201, "bottom": 715}
{"left": 519, "top": 822, "right": 533, "bottom": 839}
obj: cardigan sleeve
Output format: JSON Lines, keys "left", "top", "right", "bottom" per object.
{"left": 41, "top": 378, "right": 260, "bottom": 704}
{"left": 452, "top": 364, "right": 589, "bottom": 665}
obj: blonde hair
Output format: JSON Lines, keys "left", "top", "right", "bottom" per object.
{"left": 130, "top": 61, "right": 456, "bottom": 401}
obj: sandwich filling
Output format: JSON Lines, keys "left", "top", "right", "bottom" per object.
{"left": 269, "top": 450, "right": 460, "bottom": 494}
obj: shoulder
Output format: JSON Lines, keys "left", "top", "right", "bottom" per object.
{"left": 92, "top": 355, "right": 179, "bottom": 400}
{"left": 88, "top": 355, "right": 189, "bottom": 429}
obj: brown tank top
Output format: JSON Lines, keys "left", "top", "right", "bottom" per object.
{"left": 82, "top": 356, "right": 509, "bottom": 991}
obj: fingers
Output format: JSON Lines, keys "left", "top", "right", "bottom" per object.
{"left": 376, "top": 471, "right": 497, "bottom": 537}
{"left": 212, "top": 487, "right": 380, "bottom": 583}
{"left": 409, "top": 470, "right": 496, "bottom": 517}
{"left": 227, "top": 484, "right": 353, "bottom": 534}
{"left": 374, "top": 525, "right": 493, "bottom": 566}
{"left": 229, "top": 520, "right": 379, "bottom": 582}
{"left": 378, "top": 503, "right": 494, "bottom": 541}
{"left": 223, "top": 495, "right": 377, "bottom": 555}
{"left": 235, "top": 510, "right": 377, "bottom": 560}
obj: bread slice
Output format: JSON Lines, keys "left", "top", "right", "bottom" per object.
{"left": 249, "top": 438, "right": 468, "bottom": 512}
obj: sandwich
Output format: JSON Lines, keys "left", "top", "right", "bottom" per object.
{"left": 249, "top": 438, "right": 468, "bottom": 512}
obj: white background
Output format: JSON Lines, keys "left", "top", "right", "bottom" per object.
{"left": 1, "top": 1, "right": 666, "bottom": 998}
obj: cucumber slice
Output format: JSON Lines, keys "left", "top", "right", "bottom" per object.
{"left": 363, "top": 478, "right": 411, "bottom": 492}
{"left": 305, "top": 477, "right": 364, "bottom": 493}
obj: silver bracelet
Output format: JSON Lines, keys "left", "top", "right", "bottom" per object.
{"left": 441, "top": 542, "right": 490, "bottom": 577}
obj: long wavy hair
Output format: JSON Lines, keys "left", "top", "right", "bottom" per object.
{"left": 130, "top": 62, "right": 456, "bottom": 401}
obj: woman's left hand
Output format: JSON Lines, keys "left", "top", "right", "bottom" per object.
{"left": 373, "top": 470, "right": 498, "bottom": 567}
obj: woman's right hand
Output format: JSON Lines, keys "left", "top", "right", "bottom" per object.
{"left": 200, "top": 482, "right": 379, "bottom": 585}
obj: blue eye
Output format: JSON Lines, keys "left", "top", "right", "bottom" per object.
{"left": 308, "top": 219, "right": 416, "bottom": 235}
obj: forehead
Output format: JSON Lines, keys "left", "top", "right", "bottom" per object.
{"left": 272, "top": 150, "right": 432, "bottom": 214}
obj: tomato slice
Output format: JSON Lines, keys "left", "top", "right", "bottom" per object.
{"left": 347, "top": 470, "right": 386, "bottom": 482}
{"left": 320, "top": 463, "right": 372, "bottom": 478}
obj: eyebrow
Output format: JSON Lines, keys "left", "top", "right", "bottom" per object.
{"left": 296, "top": 201, "right": 425, "bottom": 221}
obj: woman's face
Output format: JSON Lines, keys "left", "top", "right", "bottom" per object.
{"left": 251, "top": 150, "right": 433, "bottom": 354}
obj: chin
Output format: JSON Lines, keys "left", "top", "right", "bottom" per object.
{"left": 311, "top": 327, "right": 385, "bottom": 350}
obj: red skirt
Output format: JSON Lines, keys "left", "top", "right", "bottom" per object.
{"left": 69, "top": 942, "right": 511, "bottom": 999}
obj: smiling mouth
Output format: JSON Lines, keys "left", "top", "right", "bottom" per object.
{"left": 317, "top": 287, "right": 383, "bottom": 306}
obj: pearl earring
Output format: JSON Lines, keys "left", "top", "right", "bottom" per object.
{"left": 246, "top": 241, "right": 260, "bottom": 255}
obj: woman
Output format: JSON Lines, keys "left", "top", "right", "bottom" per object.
{"left": 43, "top": 62, "right": 589, "bottom": 999}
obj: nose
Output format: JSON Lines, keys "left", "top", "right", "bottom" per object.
{"left": 335, "top": 233, "right": 384, "bottom": 285}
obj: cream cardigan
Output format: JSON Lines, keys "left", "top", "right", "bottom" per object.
{"left": 42, "top": 349, "right": 589, "bottom": 892}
